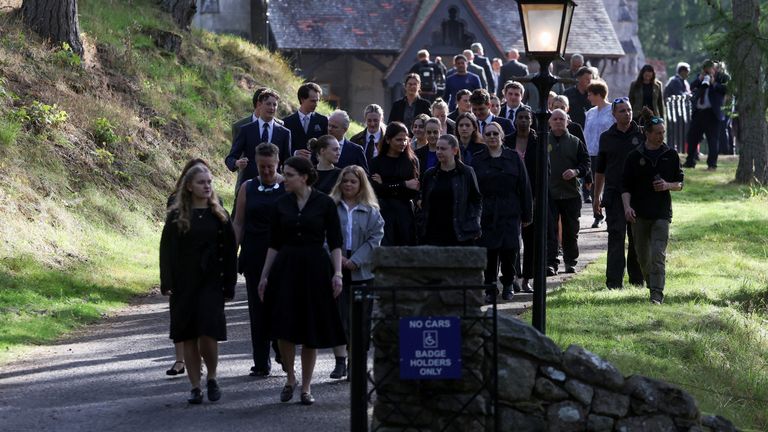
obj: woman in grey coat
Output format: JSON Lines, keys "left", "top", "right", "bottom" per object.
{"left": 327, "top": 165, "right": 385, "bottom": 379}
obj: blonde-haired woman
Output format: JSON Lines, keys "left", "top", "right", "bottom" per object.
{"left": 326, "top": 165, "right": 385, "bottom": 379}
{"left": 160, "top": 163, "right": 237, "bottom": 404}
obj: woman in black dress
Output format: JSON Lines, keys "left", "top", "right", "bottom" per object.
{"left": 160, "top": 164, "right": 237, "bottom": 404}
{"left": 473, "top": 122, "right": 533, "bottom": 303}
{"left": 310, "top": 135, "right": 342, "bottom": 194}
{"left": 419, "top": 134, "right": 482, "bottom": 246}
{"left": 455, "top": 112, "right": 486, "bottom": 165}
{"left": 369, "top": 122, "right": 420, "bottom": 246}
{"left": 232, "top": 143, "right": 285, "bottom": 377}
{"left": 258, "top": 156, "right": 346, "bottom": 406}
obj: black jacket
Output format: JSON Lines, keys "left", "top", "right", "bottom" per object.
{"left": 282, "top": 111, "right": 328, "bottom": 153}
{"left": 622, "top": 144, "right": 684, "bottom": 221}
{"left": 596, "top": 121, "right": 645, "bottom": 194}
{"left": 388, "top": 96, "right": 432, "bottom": 125}
{"left": 419, "top": 162, "right": 482, "bottom": 242}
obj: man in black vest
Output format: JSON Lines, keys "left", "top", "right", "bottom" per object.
{"left": 282, "top": 82, "right": 328, "bottom": 158}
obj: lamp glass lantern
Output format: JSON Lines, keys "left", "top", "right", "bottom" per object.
{"left": 517, "top": 0, "right": 576, "bottom": 58}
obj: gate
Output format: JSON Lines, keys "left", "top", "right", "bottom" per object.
{"left": 665, "top": 94, "right": 692, "bottom": 153}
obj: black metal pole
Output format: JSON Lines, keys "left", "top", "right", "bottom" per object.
{"left": 350, "top": 287, "right": 367, "bottom": 432}
{"left": 531, "top": 58, "right": 557, "bottom": 334}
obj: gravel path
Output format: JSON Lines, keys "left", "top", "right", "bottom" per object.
{"left": 0, "top": 205, "right": 605, "bottom": 431}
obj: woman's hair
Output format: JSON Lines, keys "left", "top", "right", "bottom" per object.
{"left": 586, "top": 80, "right": 609, "bottom": 99}
{"left": 379, "top": 121, "right": 418, "bottom": 177}
{"left": 168, "top": 164, "right": 228, "bottom": 233}
{"left": 431, "top": 98, "right": 448, "bottom": 113}
{"left": 255, "top": 142, "right": 280, "bottom": 159}
{"left": 412, "top": 113, "right": 430, "bottom": 130}
{"left": 552, "top": 94, "right": 570, "bottom": 109}
{"left": 424, "top": 117, "right": 441, "bottom": 130}
{"left": 632, "top": 64, "right": 656, "bottom": 90}
{"left": 174, "top": 158, "right": 210, "bottom": 190}
{"left": 438, "top": 133, "right": 463, "bottom": 163}
{"left": 329, "top": 165, "right": 380, "bottom": 210}
{"left": 284, "top": 156, "right": 318, "bottom": 186}
{"left": 455, "top": 112, "right": 481, "bottom": 144}
{"left": 308, "top": 134, "right": 338, "bottom": 154}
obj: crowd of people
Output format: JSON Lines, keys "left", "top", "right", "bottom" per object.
{"left": 158, "top": 46, "right": 699, "bottom": 406}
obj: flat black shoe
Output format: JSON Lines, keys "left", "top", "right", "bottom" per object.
{"left": 207, "top": 379, "right": 221, "bottom": 402}
{"left": 166, "top": 361, "right": 185, "bottom": 376}
{"left": 300, "top": 392, "right": 315, "bottom": 405}
{"left": 591, "top": 218, "right": 602, "bottom": 229}
{"left": 484, "top": 293, "right": 496, "bottom": 304}
{"left": 546, "top": 266, "right": 557, "bottom": 277}
{"left": 501, "top": 290, "right": 514, "bottom": 301}
{"left": 511, "top": 280, "right": 522, "bottom": 293}
{"left": 330, "top": 362, "right": 347, "bottom": 379}
{"left": 521, "top": 281, "right": 534, "bottom": 293}
{"left": 188, "top": 387, "right": 203, "bottom": 404}
{"left": 250, "top": 368, "right": 271, "bottom": 377}
{"left": 564, "top": 265, "right": 576, "bottom": 274}
{"left": 280, "top": 383, "right": 295, "bottom": 402}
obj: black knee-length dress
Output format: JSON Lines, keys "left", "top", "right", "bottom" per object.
{"left": 159, "top": 208, "right": 237, "bottom": 343}
{"left": 265, "top": 189, "right": 346, "bottom": 348}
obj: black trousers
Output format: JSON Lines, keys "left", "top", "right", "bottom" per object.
{"left": 547, "top": 196, "right": 581, "bottom": 267}
{"left": 604, "top": 192, "right": 644, "bottom": 288}
{"left": 521, "top": 223, "right": 535, "bottom": 279}
{"left": 484, "top": 248, "right": 518, "bottom": 293}
{"left": 244, "top": 271, "right": 280, "bottom": 371}
{"left": 686, "top": 108, "right": 721, "bottom": 168}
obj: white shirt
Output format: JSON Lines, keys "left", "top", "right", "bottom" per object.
{"left": 341, "top": 201, "right": 359, "bottom": 251}
{"left": 257, "top": 118, "right": 275, "bottom": 143}
{"left": 583, "top": 104, "right": 615, "bottom": 156}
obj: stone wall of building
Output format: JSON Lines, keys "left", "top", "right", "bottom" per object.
{"left": 370, "top": 246, "right": 738, "bottom": 432}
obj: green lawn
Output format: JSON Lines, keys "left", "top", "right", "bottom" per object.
{"left": 525, "top": 158, "right": 768, "bottom": 430}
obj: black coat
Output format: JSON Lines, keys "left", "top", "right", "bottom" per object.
{"left": 350, "top": 127, "right": 384, "bottom": 163}
{"left": 497, "top": 60, "right": 529, "bottom": 97}
{"left": 388, "top": 96, "right": 432, "bottom": 125}
{"left": 282, "top": 111, "right": 328, "bottom": 153}
{"left": 226, "top": 120, "right": 293, "bottom": 180}
{"left": 419, "top": 162, "right": 482, "bottom": 242}
{"left": 622, "top": 144, "right": 684, "bottom": 221}
{"left": 504, "top": 132, "right": 546, "bottom": 194}
{"left": 473, "top": 54, "right": 495, "bottom": 94}
{"left": 338, "top": 139, "right": 370, "bottom": 173}
{"left": 471, "top": 148, "right": 533, "bottom": 249}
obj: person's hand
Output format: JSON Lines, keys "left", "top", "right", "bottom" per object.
{"left": 236, "top": 157, "right": 248, "bottom": 169}
{"left": 405, "top": 179, "right": 420, "bottom": 190}
{"left": 371, "top": 173, "right": 383, "bottom": 184}
{"left": 258, "top": 278, "right": 268, "bottom": 302}
{"left": 340, "top": 256, "right": 348, "bottom": 267}
{"left": 294, "top": 149, "right": 312, "bottom": 159}
{"left": 332, "top": 275, "right": 343, "bottom": 298}
{"left": 624, "top": 206, "right": 636, "bottom": 224}
{"left": 344, "top": 260, "right": 358, "bottom": 271}
{"left": 653, "top": 179, "right": 668, "bottom": 192}
{"left": 562, "top": 169, "right": 577, "bottom": 180}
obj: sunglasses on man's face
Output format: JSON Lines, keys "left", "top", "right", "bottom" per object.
{"left": 484, "top": 131, "right": 500, "bottom": 137}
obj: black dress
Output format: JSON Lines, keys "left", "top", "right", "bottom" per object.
{"left": 160, "top": 208, "right": 237, "bottom": 343}
{"left": 423, "top": 168, "right": 458, "bottom": 246}
{"left": 315, "top": 167, "right": 342, "bottom": 194}
{"left": 369, "top": 154, "right": 420, "bottom": 246}
{"left": 265, "top": 190, "right": 346, "bottom": 348}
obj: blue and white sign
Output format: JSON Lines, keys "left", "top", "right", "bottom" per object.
{"left": 399, "top": 316, "right": 461, "bottom": 380}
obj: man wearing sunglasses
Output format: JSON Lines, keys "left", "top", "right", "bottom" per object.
{"left": 593, "top": 97, "right": 645, "bottom": 290}
{"left": 622, "top": 117, "right": 684, "bottom": 304}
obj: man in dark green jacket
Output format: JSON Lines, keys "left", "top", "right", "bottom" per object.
{"left": 547, "top": 109, "right": 590, "bottom": 275}
{"left": 622, "top": 117, "right": 684, "bottom": 304}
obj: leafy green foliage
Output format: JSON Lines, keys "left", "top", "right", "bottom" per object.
{"left": 92, "top": 117, "right": 119, "bottom": 146}
{"left": 11, "top": 101, "right": 68, "bottom": 133}
{"left": 0, "top": 116, "right": 21, "bottom": 148}
{"left": 51, "top": 42, "right": 82, "bottom": 68}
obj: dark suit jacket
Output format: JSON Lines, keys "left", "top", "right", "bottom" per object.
{"left": 497, "top": 60, "right": 529, "bottom": 97}
{"left": 473, "top": 54, "right": 495, "bottom": 94}
{"left": 480, "top": 115, "right": 514, "bottom": 137}
{"left": 445, "top": 118, "right": 456, "bottom": 136}
{"left": 338, "top": 139, "right": 370, "bottom": 173}
{"left": 388, "top": 97, "right": 432, "bottom": 125}
{"left": 282, "top": 111, "right": 328, "bottom": 153}
{"left": 226, "top": 121, "right": 292, "bottom": 182}
{"left": 231, "top": 115, "right": 254, "bottom": 142}
{"left": 350, "top": 127, "right": 384, "bottom": 163}
{"left": 690, "top": 77, "right": 727, "bottom": 118}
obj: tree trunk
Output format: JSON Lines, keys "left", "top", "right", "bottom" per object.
{"left": 731, "top": 0, "right": 768, "bottom": 183}
{"left": 21, "top": 0, "right": 83, "bottom": 57}
{"left": 159, "top": 0, "right": 197, "bottom": 30}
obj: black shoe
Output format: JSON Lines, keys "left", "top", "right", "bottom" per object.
{"left": 501, "top": 289, "right": 514, "bottom": 301}
{"left": 521, "top": 280, "right": 534, "bottom": 293}
{"left": 511, "top": 280, "right": 522, "bottom": 293}
{"left": 300, "top": 392, "right": 315, "bottom": 405}
{"left": 546, "top": 266, "right": 557, "bottom": 277}
{"left": 683, "top": 162, "right": 695, "bottom": 168}
{"left": 330, "top": 362, "right": 347, "bottom": 379}
{"left": 564, "top": 265, "right": 576, "bottom": 274}
{"left": 591, "top": 218, "right": 602, "bottom": 229}
{"left": 188, "top": 387, "right": 203, "bottom": 404}
{"left": 606, "top": 284, "right": 623, "bottom": 290}
{"left": 629, "top": 279, "right": 645, "bottom": 287}
{"left": 206, "top": 379, "right": 221, "bottom": 402}
{"left": 250, "top": 368, "right": 270, "bottom": 377}
{"left": 280, "top": 383, "right": 296, "bottom": 402}
{"left": 650, "top": 290, "right": 664, "bottom": 305}
{"left": 166, "top": 361, "right": 185, "bottom": 376}
{"left": 584, "top": 196, "right": 592, "bottom": 204}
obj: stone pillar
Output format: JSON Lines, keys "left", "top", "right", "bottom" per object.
{"left": 370, "top": 246, "right": 489, "bottom": 432}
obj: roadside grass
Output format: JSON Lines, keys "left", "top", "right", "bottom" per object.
{"left": 525, "top": 158, "right": 768, "bottom": 430}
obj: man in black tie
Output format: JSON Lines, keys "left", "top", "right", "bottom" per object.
{"left": 226, "top": 89, "right": 292, "bottom": 184}
{"left": 498, "top": 81, "right": 534, "bottom": 132}
{"left": 282, "top": 82, "right": 328, "bottom": 158}
{"left": 469, "top": 89, "right": 514, "bottom": 137}
{"left": 327, "top": 110, "right": 369, "bottom": 172}
{"left": 350, "top": 104, "right": 385, "bottom": 163}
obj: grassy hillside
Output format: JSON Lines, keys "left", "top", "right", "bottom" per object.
{"left": 0, "top": 0, "right": 357, "bottom": 361}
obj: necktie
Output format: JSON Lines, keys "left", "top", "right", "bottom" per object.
{"left": 302, "top": 115, "right": 309, "bottom": 133}
{"left": 368, "top": 135, "right": 375, "bottom": 155}
{"left": 480, "top": 121, "right": 485, "bottom": 134}
{"left": 261, "top": 123, "right": 269, "bottom": 144}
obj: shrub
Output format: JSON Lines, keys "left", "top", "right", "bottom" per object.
{"left": 13, "top": 101, "right": 69, "bottom": 133}
{"left": 51, "top": 42, "right": 82, "bottom": 68}
{"left": 92, "top": 117, "right": 119, "bottom": 146}
{"left": 0, "top": 116, "right": 21, "bottom": 147}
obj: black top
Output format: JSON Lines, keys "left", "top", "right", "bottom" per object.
{"left": 459, "top": 140, "right": 486, "bottom": 166}
{"left": 239, "top": 179, "right": 287, "bottom": 271}
{"left": 423, "top": 168, "right": 457, "bottom": 246}
{"left": 563, "top": 86, "right": 593, "bottom": 128}
{"left": 388, "top": 96, "right": 432, "bottom": 127}
{"left": 269, "top": 189, "right": 343, "bottom": 249}
{"left": 369, "top": 154, "right": 420, "bottom": 200}
{"left": 622, "top": 144, "right": 684, "bottom": 221}
{"left": 642, "top": 83, "right": 654, "bottom": 110}
{"left": 315, "top": 167, "right": 342, "bottom": 194}
{"left": 596, "top": 122, "right": 645, "bottom": 193}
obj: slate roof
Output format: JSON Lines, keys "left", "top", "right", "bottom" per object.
{"left": 269, "top": 0, "right": 624, "bottom": 58}
{"left": 268, "top": 0, "right": 421, "bottom": 52}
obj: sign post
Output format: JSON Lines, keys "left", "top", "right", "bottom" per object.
{"left": 399, "top": 316, "right": 461, "bottom": 380}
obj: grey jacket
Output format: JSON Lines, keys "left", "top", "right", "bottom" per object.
{"left": 337, "top": 202, "right": 385, "bottom": 281}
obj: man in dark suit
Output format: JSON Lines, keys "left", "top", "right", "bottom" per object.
{"left": 282, "top": 82, "right": 328, "bottom": 157}
{"left": 471, "top": 43, "right": 495, "bottom": 95}
{"left": 562, "top": 67, "right": 594, "bottom": 128}
{"left": 350, "top": 104, "right": 385, "bottom": 163}
{"left": 389, "top": 73, "right": 432, "bottom": 129}
{"left": 448, "top": 89, "right": 473, "bottom": 122}
{"left": 498, "top": 81, "right": 536, "bottom": 132}
{"left": 497, "top": 48, "right": 529, "bottom": 98}
{"left": 226, "top": 89, "right": 292, "bottom": 184}
{"left": 327, "top": 110, "right": 369, "bottom": 172}
{"left": 470, "top": 89, "right": 514, "bottom": 136}
{"left": 684, "top": 60, "right": 729, "bottom": 169}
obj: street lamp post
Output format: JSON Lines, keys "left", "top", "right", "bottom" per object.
{"left": 516, "top": 0, "right": 577, "bottom": 334}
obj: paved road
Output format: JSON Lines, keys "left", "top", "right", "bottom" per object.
{"left": 0, "top": 205, "right": 606, "bottom": 432}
